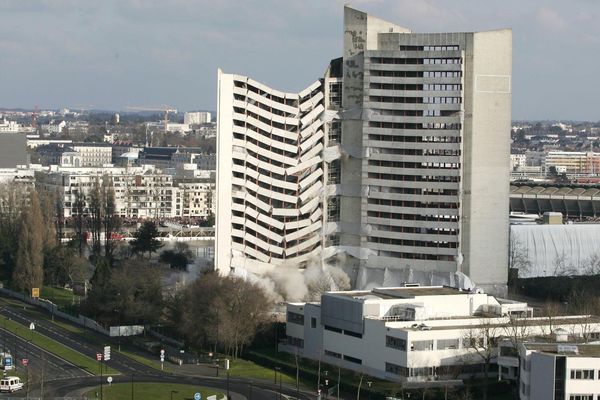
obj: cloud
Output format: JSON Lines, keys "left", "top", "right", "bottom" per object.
{"left": 535, "top": 6, "right": 568, "bottom": 32}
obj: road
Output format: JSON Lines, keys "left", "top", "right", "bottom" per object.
{"left": 0, "top": 326, "right": 90, "bottom": 380}
{"left": 0, "top": 296, "right": 316, "bottom": 399}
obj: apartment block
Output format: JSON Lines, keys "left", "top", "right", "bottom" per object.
{"left": 216, "top": 6, "right": 512, "bottom": 293}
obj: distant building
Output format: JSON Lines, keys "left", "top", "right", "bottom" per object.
{"left": 41, "top": 120, "right": 66, "bottom": 135}
{"left": 184, "top": 111, "right": 211, "bottom": 125}
{"left": 544, "top": 151, "right": 600, "bottom": 175}
{"left": 0, "top": 118, "right": 22, "bottom": 133}
{"left": 0, "top": 134, "right": 28, "bottom": 168}
{"left": 37, "top": 143, "right": 113, "bottom": 167}
{"left": 282, "top": 286, "right": 600, "bottom": 384}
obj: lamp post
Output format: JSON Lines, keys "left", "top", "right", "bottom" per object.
{"left": 275, "top": 367, "right": 281, "bottom": 400}
{"left": 170, "top": 390, "right": 178, "bottom": 400}
{"left": 367, "top": 381, "right": 372, "bottom": 400}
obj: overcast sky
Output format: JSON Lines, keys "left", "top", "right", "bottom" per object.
{"left": 0, "top": 0, "right": 598, "bottom": 120}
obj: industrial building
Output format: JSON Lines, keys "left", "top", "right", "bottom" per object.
{"left": 216, "top": 6, "right": 512, "bottom": 294}
{"left": 282, "top": 286, "right": 600, "bottom": 384}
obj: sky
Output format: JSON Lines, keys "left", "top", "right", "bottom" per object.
{"left": 0, "top": 0, "right": 598, "bottom": 121}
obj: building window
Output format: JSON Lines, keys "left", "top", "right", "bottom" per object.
{"left": 324, "top": 350, "right": 341, "bottom": 359}
{"left": 570, "top": 369, "right": 595, "bottom": 380}
{"left": 287, "top": 311, "right": 304, "bottom": 325}
{"left": 411, "top": 340, "right": 434, "bottom": 351}
{"left": 437, "top": 339, "right": 459, "bottom": 350}
{"left": 286, "top": 336, "right": 304, "bottom": 348}
{"left": 311, "top": 317, "right": 317, "bottom": 329}
{"left": 324, "top": 325, "right": 343, "bottom": 333}
{"left": 569, "top": 395, "right": 593, "bottom": 400}
{"left": 385, "top": 362, "right": 408, "bottom": 377}
{"left": 410, "top": 367, "right": 434, "bottom": 377}
{"left": 386, "top": 336, "right": 407, "bottom": 351}
{"left": 343, "top": 355, "right": 362, "bottom": 365}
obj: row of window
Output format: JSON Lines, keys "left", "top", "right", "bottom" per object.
{"left": 386, "top": 335, "right": 462, "bottom": 352}
{"left": 570, "top": 369, "right": 600, "bottom": 380}
{"left": 323, "top": 349, "right": 362, "bottom": 364}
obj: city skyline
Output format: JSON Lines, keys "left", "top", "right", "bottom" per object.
{"left": 0, "top": 0, "right": 598, "bottom": 121}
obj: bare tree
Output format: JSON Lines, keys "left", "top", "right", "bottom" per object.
{"left": 462, "top": 322, "right": 501, "bottom": 400}
{"left": 539, "top": 301, "right": 563, "bottom": 338}
{"left": 509, "top": 235, "right": 531, "bottom": 275}
{"left": 566, "top": 289, "right": 600, "bottom": 342}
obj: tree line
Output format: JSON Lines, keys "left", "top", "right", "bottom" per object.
{"left": 0, "top": 182, "right": 272, "bottom": 359}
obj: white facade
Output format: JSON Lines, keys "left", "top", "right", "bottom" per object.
{"left": 498, "top": 341, "right": 600, "bottom": 400}
{"left": 0, "top": 119, "right": 22, "bottom": 133}
{"left": 35, "top": 166, "right": 215, "bottom": 220}
{"left": 184, "top": 111, "right": 211, "bottom": 125}
{"left": 216, "top": 71, "right": 325, "bottom": 275}
{"left": 283, "top": 286, "right": 600, "bottom": 384}
{"left": 216, "top": 6, "right": 512, "bottom": 294}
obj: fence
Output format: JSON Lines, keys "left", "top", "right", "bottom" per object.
{"left": 0, "top": 287, "right": 110, "bottom": 336}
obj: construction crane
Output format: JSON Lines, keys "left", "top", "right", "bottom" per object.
{"left": 126, "top": 105, "right": 177, "bottom": 134}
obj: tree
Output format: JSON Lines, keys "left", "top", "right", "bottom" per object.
{"left": 89, "top": 178, "right": 103, "bottom": 257}
{"left": 43, "top": 245, "right": 86, "bottom": 288}
{"left": 86, "top": 259, "right": 163, "bottom": 326}
{"left": 177, "top": 273, "right": 271, "bottom": 357}
{"left": 13, "top": 189, "right": 45, "bottom": 293}
{"left": 160, "top": 243, "right": 193, "bottom": 270}
{"left": 72, "top": 190, "right": 86, "bottom": 257}
{"left": 102, "top": 177, "right": 120, "bottom": 260}
{"left": 0, "top": 184, "right": 26, "bottom": 281}
{"left": 130, "top": 221, "right": 163, "bottom": 258}
{"left": 462, "top": 322, "right": 501, "bottom": 400}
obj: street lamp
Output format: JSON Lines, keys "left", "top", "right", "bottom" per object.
{"left": 275, "top": 367, "right": 281, "bottom": 400}
{"left": 170, "top": 390, "right": 178, "bottom": 400}
{"left": 367, "top": 381, "right": 372, "bottom": 400}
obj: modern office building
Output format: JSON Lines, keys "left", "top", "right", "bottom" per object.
{"left": 498, "top": 340, "right": 600, "bottom": 400}
{"left": 216, "top": 6, "right": 512, "bottom": 293}
{"left": 281, "top": 286, "right": 600, "bottom": 384}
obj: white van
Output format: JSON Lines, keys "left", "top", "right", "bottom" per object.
{"left": 0, "top": 377, "right": 23, "bottom": 393}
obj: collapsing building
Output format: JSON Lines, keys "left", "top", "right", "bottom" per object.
{"left": 216, "top": 6, "right": 512, "bottom": 295}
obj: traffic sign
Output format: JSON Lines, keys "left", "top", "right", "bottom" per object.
{"left": 194, "top": 393, "right": 201, "bottom": 400}
{"left": 22, "top": 359, "right": 28, "bottom": 366}
{"left": 104, "top": 346, "right": 111, "bottom": 361}
{"left": 29, "top": 322, "right": 35, "bottom": 330}
{"left": 107, "top": 376, "right": 113, "bottom": 384}
{"left": 160, "top": 355, "right": 165, "bottom": 362}
{"left": 31, "top": 288, "right": 39, "bottom": 298}
{"left": 96, "top": 353, "right": 103, "bottom": 361}
{"left": 160, "top": 349, "right": 165, "bottom": 356}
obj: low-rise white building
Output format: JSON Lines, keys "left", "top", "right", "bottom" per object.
{"left": 184, "top": 111, "right": 211, "bottom": 125}
{"left": 499, "top": 339, "right": 600, "bottom": 400}
{"left": 282, "top": 286, "right": 600, "bottom": 384}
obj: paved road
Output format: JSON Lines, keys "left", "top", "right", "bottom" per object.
{"left": 0, "top": 326, "right": 90, "bottom": 381}
{"left": 0, "top": 296, "right": 315, "bottom": 400}
{"left": 1, "top": 305, "right": 160, "bottom": 378}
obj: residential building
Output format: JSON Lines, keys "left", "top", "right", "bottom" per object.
{"left": 216, "top": 6, "right": 512, "bottom": 294}
{"left": 498, "top": 340, "right": 600, "bottom": 400}
{"left": 184, "top": 111, "right": 211, "bottom": 125}
{"left": 0, "top": 118, "right": 22, "bottom": 133}
{"left": 41, "top": 120, "right": 66, "bottom": 135}
{"left": 35, "top": 165, "right": 215, "bottom": 220}
{"left": 37, "top": 143, "right": 113, "bottom": 167}
{"left": 282, "top": 286, "right": 600, "bottom": 384}
{"left": 544, "top": 151, "right": 600, "bottom": 175}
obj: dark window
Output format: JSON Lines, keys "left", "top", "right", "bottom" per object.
{"left": 343, "top": 355, "right": 362, "bottom": 364}
{"left": 386, "top": 336, "right": 407, "bottom": 351}
{"left": 287, "top": 311, "right": 304, "bottom": 325}
{"left": 311, "top": 317, "right": 317, "bottom": 329}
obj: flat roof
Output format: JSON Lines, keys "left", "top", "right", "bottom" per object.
{"left": 524, "top": 343, "right": 600, "bottom": 357}
{"left": 329, "top": 286, "right": 464, "bottom": 300}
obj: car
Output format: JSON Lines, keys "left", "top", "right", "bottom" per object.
{"left": 0, "top": 377, "right": 23, "bottom": 393}
{"left": 418, "top": 324, "right": 431, "bottom": 331}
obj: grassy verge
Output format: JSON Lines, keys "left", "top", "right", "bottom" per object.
{"left": 227, "top": 357, "right": 295, "bottom": 384}
{"left": 115, "top": 348, "right": 172, "bottom": 373}
{"left": 85, "top": 382, "right": 222, "bottom": 400}
{"left": 0, "top": 315, "right": 118, "bottom": 375}
{"left": 40, "top": 286, "right": 81, "bottom": 309}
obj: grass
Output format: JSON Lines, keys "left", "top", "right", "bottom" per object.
{"left": 40, "top": 286, "right": 81, "bottom": 309}
{"left": 0, "top": 314, "right": 118, "bottom": 376}
{"left": 227, "top": 357, "right": 295, "bottom": 384}
{"left": 115, "top": 348, "right": 172, "bottom": 373}
{"left": 84, "top": 382, "right": 222, "bottom": 400}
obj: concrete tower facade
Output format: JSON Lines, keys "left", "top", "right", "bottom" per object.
{"left": 216, "top": 7, "right": 512, "bottom": 294}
